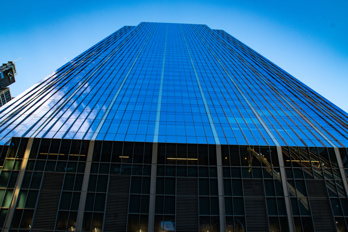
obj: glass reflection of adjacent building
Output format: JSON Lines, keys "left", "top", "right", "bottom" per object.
{"left": 0, "top": 22, "right": 347, "bottom": 232}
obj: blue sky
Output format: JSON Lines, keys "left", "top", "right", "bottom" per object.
{"left": 1, "top": 0, "right": 348, "bottom": 112}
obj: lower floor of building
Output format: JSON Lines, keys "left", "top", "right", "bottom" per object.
{"left": 0, "top": 138, "right": 348, "bottom": 231}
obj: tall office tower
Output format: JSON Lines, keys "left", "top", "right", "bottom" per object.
{"left": 0, "top": 22, "right": 347, "bottom": 232}
{"left": 0, "top": 88, "right": 12, "bottom": 107}
{"left": 0, "top": 61, "right": 16, "bottom": 106}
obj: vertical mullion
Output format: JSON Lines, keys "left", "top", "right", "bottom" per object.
{"left": 75, "top": 140, "right": 94, "bottom": 231}
{"left": 3, "top": 138, "right": 33, "bottom": 232}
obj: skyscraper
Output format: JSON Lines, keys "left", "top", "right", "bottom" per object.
{"left": 0, "top": 88, "right": 12, "bottom": 107}
{"left": 0, "top": 61, "right": 16, "bottom": 106}
{"left": 0, "top": 22, "right": 347, "bottom": 232}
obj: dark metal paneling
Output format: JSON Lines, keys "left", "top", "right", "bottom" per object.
{"left": 310, "top": 199, "right": 336, "bottom": 232}
{"left": 243, "top": 180, "right": 269, "bottom": 232}
{"left": 31, "top": 173, "right": 64, "bottom": 231}
{"left": 177, "top": 178, "right": 198, "bottom": 196}
{"left": 306, "top": 179, "right": 328, "bottom": 198}
{"left": 176, "top": 178, "right": 198, "bottom": 232}
{"left": 243, "top": 179, "right": 264, "bottom": 197}
{"left": 306, "top": 180, "right": 336, "bottom": 232}
{"left": 104, "top": 176, "right": 130, "bottom": 232}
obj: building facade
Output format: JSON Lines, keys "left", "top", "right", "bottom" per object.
{"left": 0, "top": 61, "right": 16, "bottom": 106}
{"left": 0, "top": 88, "right": 12, "bottom": 107}
{"left": 0, "top": 22, "right": 347, "bottom": 232}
